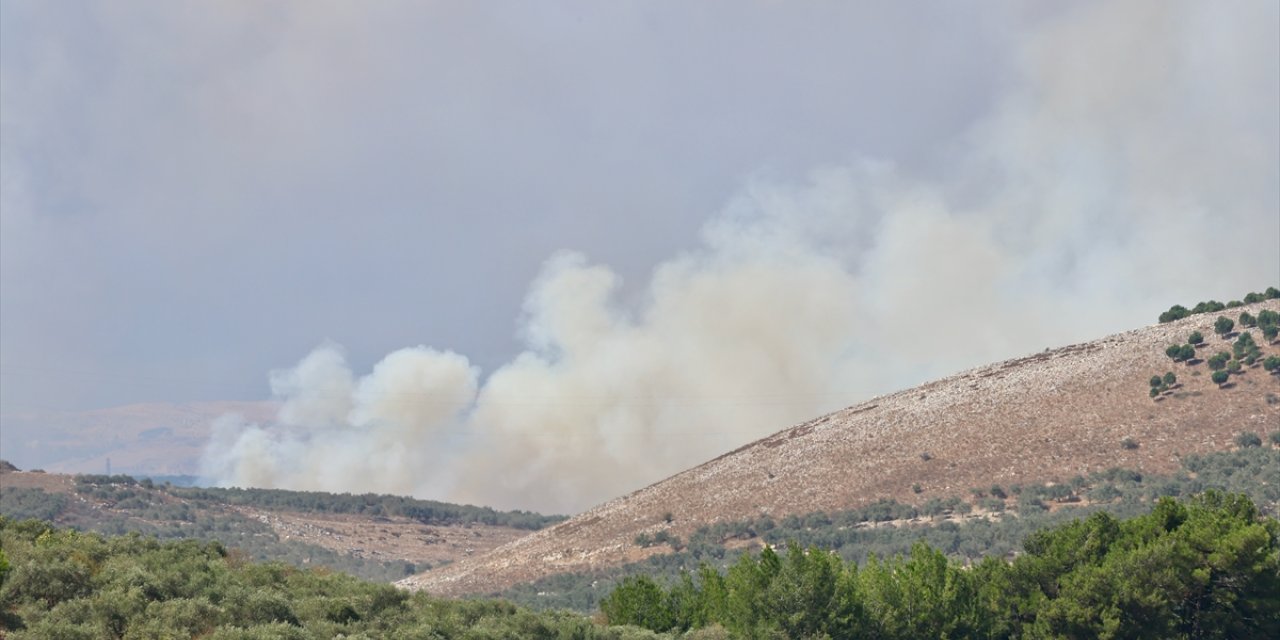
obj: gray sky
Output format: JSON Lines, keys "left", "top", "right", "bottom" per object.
{"left": 3, "top": 1, "right": 1278, "bottom": 511}
{"left": 2, "top": 1, "right": 1010, "bottom": 412}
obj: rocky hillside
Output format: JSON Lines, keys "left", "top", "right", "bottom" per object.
{"left": 401, "top": 300, "right": 1280, "bottom": 596}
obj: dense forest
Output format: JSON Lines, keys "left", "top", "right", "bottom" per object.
{"left": 2, "top": 491, "right": 1276, "bottom": 638}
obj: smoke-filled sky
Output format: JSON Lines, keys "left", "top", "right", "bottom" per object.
{"left": 3, "top": 1, "right": 1277, "bottom": 512}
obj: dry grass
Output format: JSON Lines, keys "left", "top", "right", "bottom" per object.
{"left": 400, "top": 301, "right": 1280, "bottom": 596}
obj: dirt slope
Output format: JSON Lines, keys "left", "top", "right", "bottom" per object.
{"left": 0, "top": 470, "right": 530, "bottom": 570}
{"left": 400, "top": 301, "right": 1280, "bottom": 596}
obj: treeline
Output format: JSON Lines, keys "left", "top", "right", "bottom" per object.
{"left": 500, "top": 446, "right": 1280, "bottom": 612}
{"left": 601, "top": 491, "right": 1280, "bottom": 639}
{"left": 70, "top": 473, "right": 566, "bottom": 530}
{"left": 0, "top": 518, "right": 666, "bottom": 639}
{"left": 1157, "top": 287, "right": 1279, "bottom": 323}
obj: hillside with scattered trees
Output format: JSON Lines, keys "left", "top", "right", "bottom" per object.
{"left": 2, "top": 492, "right": 1275, "bottom": 638}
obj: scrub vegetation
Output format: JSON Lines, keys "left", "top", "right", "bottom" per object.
{"left": 2, "top": 491, "right": 1275, "bottom": 639}
{"left": 499, "top": 447, "right": 1280, "bottom": 613}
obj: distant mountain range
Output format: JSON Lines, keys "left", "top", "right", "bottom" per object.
{"left": 0, "top": 400, "right": 276, "bottom": 476}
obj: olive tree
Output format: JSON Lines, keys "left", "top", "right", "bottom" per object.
{"left": 1214, "top": 316, "right": 1235, "bottom": 336}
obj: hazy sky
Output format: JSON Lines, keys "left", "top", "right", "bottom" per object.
{"left": 2, "top": 1, "right": 1014, "bottom": 412}
{"left": 3, "top": 1, "right": 1278, "bottom": 510}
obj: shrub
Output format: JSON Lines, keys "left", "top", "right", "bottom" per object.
{"left": 1162, "top": 372, "right": 1176, "bottom": 386}
{"left": 1188, "top": 330, "right": 1204, "bottom": 345}
{"left": 1214, "top": 316, "right": 1235, "bottom": 336}
{"left": 989, "top": 485, "right": 1007, "bottom": 499}
{"left": 1270, "top": 432, "right": 1280, "bottom": 446}
{"left": 1149, "top": 388, "right": 1160, "bottom": 398}
{"left": 1211, "top": 370, "right": 1230, "bottom": 385}
{"left": 1017, "top": 495, "right": 1047, "bottom": 513}
{"left": 1239, "top": 312, "right": 1257, "bottom": 328}
{"left": 1264, "top": 356, "right": 1280, "bottom": 373}
{"left": 1166, "top": 345, "right": 1186, "bottom": 362}
{"left": 1121, "top": 437, "right": 1139, "bottom": 450}
{"left": 1264, "top": 325, "right": 1279, "bottom": 342}
{"left": 1150, "top": 375, "right": 1163, "bottom": 388}
{"left": 1227, "top": 359, "right": 1242, "bottom": 373}
{"left": 1267, "top": 286, "right": 1280, "bottom": 299}
{"left": 1234, "top": 432, "right": 1262, "bottom": 448}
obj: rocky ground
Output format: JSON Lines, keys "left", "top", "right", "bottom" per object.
{"left": 400, "top": 300, "right": 1280, "bottom": 596}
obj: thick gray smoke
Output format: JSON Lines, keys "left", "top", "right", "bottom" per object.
{"left": 202, "top": 0, "right": 1279, "bottom": 513}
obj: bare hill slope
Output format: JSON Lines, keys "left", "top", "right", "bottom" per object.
{"left": 403, "top": 301, "right": 1280, "bottom": 596}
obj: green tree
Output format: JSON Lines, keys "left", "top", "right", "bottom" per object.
{"left": 1215, "top": 316, "right": 1235, "bottom": 336}
{"left": 600, "top": 575, "right": 674, "bottom": 631}
{"left": 1188, "top": 331, "right": 1204, "bottom": 345}
{"left": 1179, "top": 344, "right": 1196, "bottom": 362}
{"left": 1212, "top": 370, "right": 1230, "bottom": 386}
{"left": 1208, "top": 352, "right": 1231, "bottom": 370}
{"left": 1159, "top": 305, "right": 1190, "bottom": 323}
{"left": 1240, "top": 311, "right": 1258, "bottom": 328}
{"left": 1163, "top": 372, "right": 1176, "bottom": 386}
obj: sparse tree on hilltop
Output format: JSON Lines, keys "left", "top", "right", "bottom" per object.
{"left": 1159, "top": 305, "right": 1190, "bottom": 323}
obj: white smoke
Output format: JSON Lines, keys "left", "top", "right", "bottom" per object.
{"left": 203, "top": 0, "right": 1278, "bottom": 513}
{"left": 202, "top": 344, "right": 477, "bottom": 497}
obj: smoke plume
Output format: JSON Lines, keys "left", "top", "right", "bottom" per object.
{"left": 203, "top": 0, "right": 1278, "bottom": 513}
